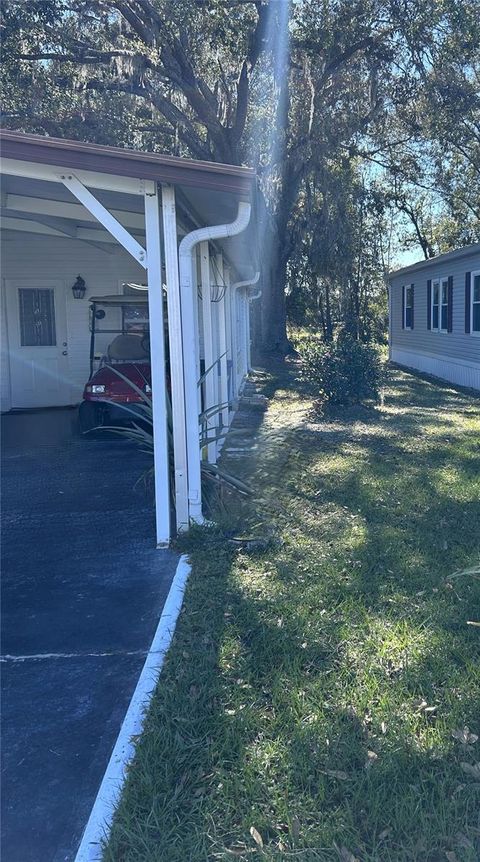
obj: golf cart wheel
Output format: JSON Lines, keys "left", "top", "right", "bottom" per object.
{"left": 79, "top": 401, "right": 102, "bottom": 435}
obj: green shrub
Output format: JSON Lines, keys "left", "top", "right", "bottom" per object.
{"left": 300, "top": 331, "right": 383, "bottom": 405}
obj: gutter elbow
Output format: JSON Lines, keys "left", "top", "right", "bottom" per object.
{"left": 179, "top": 201, "right": 251, "bottom": 259}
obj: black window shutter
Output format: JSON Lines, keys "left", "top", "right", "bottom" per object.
{"left": 411, "top": 284, "right": 414, "bottom": 329}
{"left": 427, "top": 280, "right": 432, "bottom": 330}
{"left": 447, "top": 276, "right": 453, "bottom": 332}
{"left": 402, "top": 286, "right": 405, "bottom": 329}
{"left": 465, "top": 272, "right": 471, "bottom": 333}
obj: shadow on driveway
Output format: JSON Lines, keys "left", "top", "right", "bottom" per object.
{"left": 1, "top": 408, "right": 178, "bottom": 862}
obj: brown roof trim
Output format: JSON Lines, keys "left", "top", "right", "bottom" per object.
{"left": 0, "top": 130, "right": 256, "bottom": 196}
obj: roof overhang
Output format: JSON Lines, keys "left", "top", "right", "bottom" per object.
{"left": 0, "top": 130, "right": 260, "bottom": 280}
{"left": 389, "top": 242, "right": 480, "bottom": 280}
{"left": 0, "top": 130, "right": 255, "bottom": 197}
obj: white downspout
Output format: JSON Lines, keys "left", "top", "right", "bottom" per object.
{"left": 246, "top": 284, "right": 262, "bottom": 371}
{"left": 178, "top": 201, "right": 252, "bottom": 525}
{"left": 231, "top": 272, "right": 260, "bottom": 395}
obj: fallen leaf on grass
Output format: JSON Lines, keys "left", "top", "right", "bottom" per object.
{"left": 455, "top": 832, "right": 475, "bottom": 850}
{"left": 250, "top": 826, "right": 264, "bottom": 849}
{"left": 321, "top": 769, "right": 349, "bottom": 780}
{"left": 413, "top": 699, "right": 438, "bottom": 716}
{"left": 227, "top": 846, "right": 247, "bottom": 856}
{"left": 460, "top": 762, "right": 480, "bottom": 780}
{"left": 334, "top": 844, "right": 359, "bottom": 862}
{"left": 365, "top": 750, "right": 378, "bottom": 768}
{"left": 379, "top": 828, "right": 391, "bottom": 841}
{"left": 290, "top": 816, "right": 300, "bottom": 843}
{"left": 452, "top": 727, "right": 478, "bottom": 745}
{"left": 445, "top": 852, "right": 459, "bottom": 862}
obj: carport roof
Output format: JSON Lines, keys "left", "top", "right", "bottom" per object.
{"left": 0, "top": 130, "right": 256, "bottom": 197}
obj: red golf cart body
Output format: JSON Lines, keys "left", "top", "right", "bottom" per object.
{"left": 79, "top": 293, "right": 152, "bottom": 432}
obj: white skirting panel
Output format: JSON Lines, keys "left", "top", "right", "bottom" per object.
{"left": 391, "top": 347, "right": 480, "bottom": 391}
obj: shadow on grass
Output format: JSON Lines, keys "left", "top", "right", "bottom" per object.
{"left": 105, "top": 361, "right": 480, "bottom": 862}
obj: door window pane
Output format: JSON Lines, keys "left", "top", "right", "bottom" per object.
{"left": 19, "top": 289, "right": 56, "bottom": 346}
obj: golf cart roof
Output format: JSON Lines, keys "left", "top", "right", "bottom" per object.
{"left": 88, "top": 294, "right": 148, "bottom": 305}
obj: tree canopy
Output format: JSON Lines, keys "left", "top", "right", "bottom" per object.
{"left": 1, "top": 0, "right": 479, "bottom": 348}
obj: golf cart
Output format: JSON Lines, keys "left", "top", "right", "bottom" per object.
{"left": 79, "top": 293, "right": 152, "bottom": 434}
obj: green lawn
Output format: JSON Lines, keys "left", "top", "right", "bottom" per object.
{"left": 105, "top": 364, "right": 480, "bottom": 862}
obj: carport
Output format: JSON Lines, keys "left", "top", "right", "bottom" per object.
{"left": 0, "top": 130, "right": 259, "bottom": 544}
{"left": 0, "top": 132, "right": 259, "bottom": 860}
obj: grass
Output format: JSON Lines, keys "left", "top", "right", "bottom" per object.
{"left": 104, "top": 362, "right": 480, "bottom": 862}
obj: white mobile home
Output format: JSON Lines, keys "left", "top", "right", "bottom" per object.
{"left": 389, "top": 243, "right": 480, "bottom": 391}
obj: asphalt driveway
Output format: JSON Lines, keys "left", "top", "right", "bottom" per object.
{"left": 1, "top": 408, "right": 178, "bottom": 862}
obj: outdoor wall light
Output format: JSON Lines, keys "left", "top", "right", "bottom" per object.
{"left": 72, "top": 275, "right": 86, "bottom": 299}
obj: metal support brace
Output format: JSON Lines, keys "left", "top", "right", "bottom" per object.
{"left": 60, "top": 173, "right": 147, "bottom": 267}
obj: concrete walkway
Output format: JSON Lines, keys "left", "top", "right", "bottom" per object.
{"left": 1, "top": 409, "right": 178, "bottom": 862}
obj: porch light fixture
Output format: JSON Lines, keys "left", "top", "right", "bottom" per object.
{"left": 72, "top": 275, "right": 86, "bottom": 299}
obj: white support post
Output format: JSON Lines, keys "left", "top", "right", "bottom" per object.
{"left": 215, "top": 254, "right": 229, "bottom": 433}
{"left": 230, "top": 272, "right": 260, "bottom": 396}
{"left": 230, "top": 284, "right": 239, "bottom": 401}
{"left": 246, "top": 295, "right": 252, "bottom": 371}
{"left": 223, "top": 266, "right": 233, "bottom": 421}
{"left": 193, "top": 251, "right": 202, "bottom": 414}
{"left": 144, "top": 186, "right": 171, "bottom": 547}
{"left": 236, "top": 290, "right": 244, "bottom": 394}
{"left": 161, "top": 184, "right": 189, "bottom": 533}
{"left": 200, "top": 241, "right": 217, "bottom": 464}
{"left": 242, "top": 294, "right": 249, "bottom": 378}
{"left": 60, "top": 174, "right": 147, "bottom": 267}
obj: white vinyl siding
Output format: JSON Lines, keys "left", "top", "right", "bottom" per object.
{"left": 389, "top": 246, "right": 480, "bottom": 390}
{"left": 1, "top": 231, "right": 146, "bottom": 406}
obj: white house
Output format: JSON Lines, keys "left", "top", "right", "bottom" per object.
{"left": 0, "top": 130, "right": 260, "bottom": 545}
{"left": 389, "top": 243, "right": 480, "bottom": 391}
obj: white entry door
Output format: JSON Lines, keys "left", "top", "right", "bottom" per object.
{"left": 5, "top": 279, "right": 71, "bottom": 408}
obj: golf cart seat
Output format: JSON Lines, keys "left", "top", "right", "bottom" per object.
{"left": 107, "top": 334, "right": 149, "bottom": 361}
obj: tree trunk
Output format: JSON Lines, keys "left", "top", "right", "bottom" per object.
{"left": 325, "top": 283, "right": 333, "bottom": 341}
{"left": 318, "top": 282, "right": 327, "bottom": 338}
{"left": 262, "top": 247, "right": 290, "bottom": 353}
{"left": 258, "top": 159, "right": 305, "bottom": 354}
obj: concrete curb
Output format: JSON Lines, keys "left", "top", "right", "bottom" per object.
{"left": 74, "top": 554, "right": 192, "bottom": 862}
